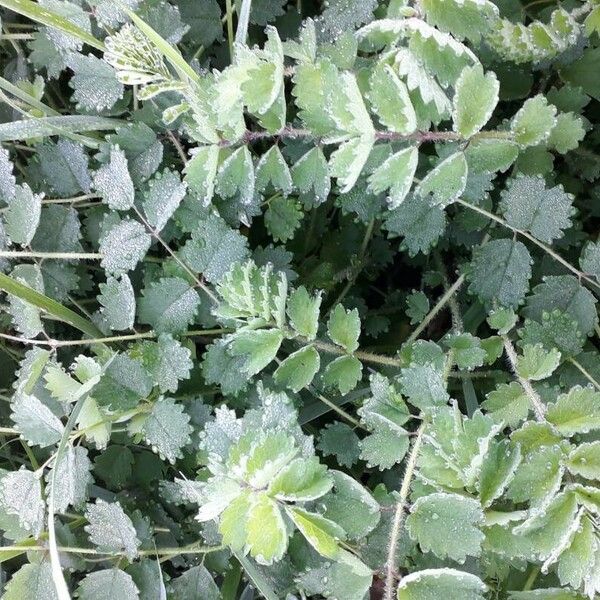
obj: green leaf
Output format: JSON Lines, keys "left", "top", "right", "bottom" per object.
{"left": 67, "top": 53, "right": 123, "bottom": 111}
{"left": 273, "top": 345, "right": 320, "bottom": 392}
{"left": 516, "top": 344, "right": 561, "bottom": 381}
{"left": 0, "top": 467, "right": 44, "bottom": 536}
{"left": 167, "top": 565, "right": 219, "bottom": 600}
{"left": 547, "top": 112, "right": 586, "bottom": 154}
{"left": 46, "top": 445, "right": 92, "bottom": 513}
{"left": 360, "top": 424, "right": 409, "bottom": 470}
{"left": 291, "top": 146, "right": 330, "bottom": 205}
{"left": 556, "top": 513, "right": 597, "bottom": 592}
{"left": 510, "top": 94, "right": 557, "bottom": 147}
{"left": 138, "top": 334, "right": 193, "bottom": 394}
{"left": 524, "top": 276, "right": 598, "bottom": 337}
{"left": 264, "top": 196, "right": 302, "bottom": 242}
{"left": 467, "top": 238, "right": 532, "bottom": 308}
{"left": 397, "top": 568, "right": 487, "bottom": 600}
{"left": 142, "top": 169, "right": 187, "bottom": 233}
{"left": 10, "top": 392, "right": 63, "bottom": 448}
{"left": 180, "top": 213, "right": 250, "bottom": 284}
{"left": 93, "top": 145, "right": 134, "bottom": 211}
{"left": 99, "top": 217, "right": 151, "bottom": 276}
{"left": 400, "top": 363, "right": 449, "bottom": 410}
{"left": 287, "top": 286, "right": 322, "bottom": 340}
{"left": 465, "top": 138, "right": 519, "bottom": 173}
{"left": 327, "top": 304, "right": 361, "bottom": 353}
{"left": 322, "top": 355, "right": 363, "bottom": 394}
{"left": 384, "top": 193, "right": 446, "bottom": 256}
{"left": 406, "top": 493, "right": 484, "bottom": 561}
{"left": 229, "top": 329, "right": 283, "bottom": 376}
{"left": 184, "top": 145, "right": 220, "bottom": 206}
{"left": 76, "top": 569, "right": 139, "bottom": 600}
{"left": 216, "top": 146, "right": 255, "bottom": 205}
{"left": 580, "top": 241, "right": 600, "bottom": 281}
{"left": 452, "top": 65, "right": 499, "bottom": 138}
{"left": 97, "top": 275, "right": 135, "bottom": 331}
{"left": 256, "top": 146, "right": 292, "bottom": 196}
{"left": 566, "top": 441, "right": 600, "bottom": 480}
{"left": 500, "top": 176, "right": 573, "bottom": 244}
{"left": 317, "top": 422, "right": 361, "bottom": 469}
{"left": 329, "top": 135, "right": 375, "bottom": 194}
{"left": 368, "top": 62, "right": 416, "bottom": 134}
{"left": 286, "top": 506, "right": 342, "bottom": 559}
{"left": 479, "top": 438, "right": 522, "bottom": 507}
{"left": 268, "top": 455, "right": 332, "bottom": 501}
{"left": 93, "top": 445, "right": 134, "bottom": 489}
{"left": 3, "top": 184, "right": 41, "bottom": 246}
{"left": 245, "top": 494, "right": 288, "bottom": 565}
{"left": 138, "top": 277, "right": 200, "bottom": 334}
{"left": 84, "top": 499, "right": 140, "bottom": 560}
{"left": 6, "top": 264, "right": 45, "bottom": 338}
{"left": 444, "top": 333, "right": 486, "bottom": 371}
{"left": 368, "top": 146, "right": 418, "bottom": 209}
{"left": 416, "top": 151, "right": 468, "bottom": 206}
{"left": 546, "top": 385, "right": 600, "bottom": 436}
{"left": 482, "top": 382, "right": 530, "bottom": 427}
{"left": 2, "top": 561, "right": 58, "bottom": 600}
{"left": 142, "top": 397, "right": 192, "bottom": 463}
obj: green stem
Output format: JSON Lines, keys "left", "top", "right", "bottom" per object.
{"left": 568, "top": 357, "right": 600, "bottom": 391}
{"left": 225, "top": 0, "right": 235, "bottom": 62}
{"left": 0, "top": 251, "right": 102, "bottom": 260}
{"left": 522, "top": 565, "right": 541, "bottom": 591}
{"left": 457, "top": 199, "right": 600, "bottom": 293}
{"left": 383, "top": 423, "right": 426, "bottom": 600}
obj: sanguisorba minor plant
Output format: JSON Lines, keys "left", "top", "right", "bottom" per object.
{"left": 0, "top": 0, "right": 600, "bottom": 598}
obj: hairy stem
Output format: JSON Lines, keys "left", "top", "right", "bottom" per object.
{"left": 502, "top": 336, "right": 546, "bottom": 421}
{"left": 383, "top": 423, "right": 426, "bottom": 600}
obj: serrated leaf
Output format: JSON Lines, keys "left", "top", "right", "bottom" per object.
{"left": 93, "top": 145, "right": 134, "bottom": 211}
{"left": 0, "top": 467, "right": 44, "bottom": 536}
{"left": 268, "top": 456, "right": 332, "bottom": 501}
{"left": 287, "top": 286, "right": 321, "bottom": 340}
{"left": 229, "top": 329, "right": 283, "bottom": 376}
{"left": 467, "top": 238, "right": 532, "bottom": 308}
{"left": 245, "top": 494, "right": 287, "bottom": 565}
{"left": 2, "top": 561, "right": 57, "bottom": 600}
{"left": 291, "top": 146, "right": 330, "bottom": 205}
{"left": 143, "top": 169, "right": 187, "bottom": 232}
{"left": 368, "top": 62, "right": 416, "bottom": 134}
{"left": 368, "top": 146, "right": 418, "bottom": 208}
{"left": 273, "top": 345, "right": 320, "bottom": 392}
{"left": 511, "top": 95, "right": 557, "bottom": 147}
{"left": 479, "top": 439, "right": 522, "bottom": 507}
{"left": 167, "top": 565, "right": 219, "bottom": 600}
{"left": 322, "top": 355, "right": 363, "bottom": 394}
{"left": 138, "top": 277, "right": 200, "bottom": 334}
{"left": 416, "top": 151, "right": 468, "bottom": 206}
{"left": 184, "top": 145, "right": 220, "bottom": 206}
{"left": 287, "top": 506, "right": 342, "bottom": 559}
{"left": 465, "top": 138, "right": 519, "bottom": 173}
{"left": 329, "top": 135, "right": 375, "bottom": 194}
{"left": 143, "top": 397, "right": 192, "bottom": 463}
{"left": 360, "top": 424, "right": 409, "bottom": 470}
{"left": 3, "top": 183, "right": 42, "bottom": 246}
{"left": 397, "top": 568, "right": 487, "bottom": 600}
{"left": 546, "top": 386, "right": 600, "bottom": 436}
{"left": 264, "top": 196, "right": 302, "bottom": 242}
{"left": 566, "top": 441, "right": 600, "bottom": 480}
{"left": 547, "top": 112, "right": 586, "bottom": 154}
{"left": 68, "top": 53, "right": 123, "bottom": 111}
{"left": 400, "top": 363, "right": 449, "bottom": 410}
{"left": 327, "top": 304, "right": 360, "bottom": 353}
{"left": 516, "top": 344, "right": 561, "bottom": 381}
{"left": 99, "top": 217, "right": 151, "bottom": 276}
{"left": 140, "top": 334, "right": 193, "bottom": 393}
{"left": 98, "top": 275, "right": 135, "bottom": 331}
{"left": 406, "top": 492, "right": 484, "bottom": 561}
{"left": 500, "top": 176, "right": 573, "bottom": 244}
{"left": 482, "top": 382, "right": 530, "bottom": 427}
{"left": 256, "top": 146, "right": 292, "bottom": 196}
{"left": 0, "top": 146, "right": 16, "bottom": 202}
{"left": 453, "top": 64, "right": 499, "bottom": 138}
{"left": 10, "top": 392, "right": 64, "bottom": 448}
{"left": 444, "top": 333, "right": 486, "bottom": 371}
{"left": 317, "top": 422, "right": 361, "bottom": 469}
{"left": 85, "top": 499, "right": 140, "bottom": 560}
{"left": 76, "top": 569, "right": 139, "bottom": 600}
{"left": 180, "top": 213, "right": 250, "bottom": 283}
{"left": 46, "top": 445, "right": 92, "bottom": 513}
{"left": 7, "top": 263, "right": 45, "bottom": 338}
{"left": 216, "top": 146, "right": 255, "bottom": 205}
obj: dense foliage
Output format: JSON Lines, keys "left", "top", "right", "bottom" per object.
{"left": 1, "top": 0, "right": 600, "bottom": 598}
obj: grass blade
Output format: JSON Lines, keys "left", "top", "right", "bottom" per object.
{"left": 0, "top": 115, "right": 122, "bottom": 142}
{"left": 0, "top": 0, "right": 104, "bottom": 50}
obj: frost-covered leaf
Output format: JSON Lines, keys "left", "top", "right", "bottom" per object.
{"left": 0, "top": 467, "right": 44, "bottom": 536}
{"left": 68, "top": 53, "right": 123, "bottom": 111}
{"left": 216, "top": 146, "right": 255, "bottom": 205}
{"left": 360, "top": 424, "right": 409, "bottom": 470}
{"left": 143, "top": 397, "right": 192, "bottom": 463}
{"left": 452, "top": 65, "right": 499, "bottom": 138}
{"left": 400, "top": 363, "right": 449, "bottom": 410}
{"left": 76, "top": 569, "right": 139, "bottom": 600}
{"left": 229, "top": 329, "right": 283, "bottom": 376}
{"left": 10, "top": 392, "right": 63, "bottom": 448}
{"left": 479, "top": 439, "right": 521, "bottom": 507}
{"left": 7, "top": 264, "right": 45, "bottom": 338}
{"left": 322, "top": 355, "right": 363, "bottom": 394}
{"left": 37, "top": 139, "right": 91, "bottom": 196}
{"left": 0, "top": 146, "right": 16, "bottom": 202}
{"left": 143, "top": 169, "right": 187, "bottom": 233}
{"left": 580, "top": 241, "right": 600, "bottom": 281}
{"left": 273, "top": 345, "right": 320, "bottom": 392}
{"left": 291, "top": 146, "right": 330, "bottom": 205}
{"left": 500, "top": 176, "right": 573, "bottom": 244}
{"left": 256, "top": 146, "right": 293, "bottom": 195}
{"left": 444, "top": 333, "right": 486, "bottom": 371}
{"left": 566, "top": 441, "right": 600, "bottom": 480}
{"left": 397, "top": 569, "right": 487, "bottom": 600}
{"left": 547, "top": 112, "right": 586, "bottom": 154}
{"left": 245, "top": 494, "right": 288, "bottom": 564}
{"left": 287, "top": 506, "right": 342, "bottom": 559}
{"left": 416, "top": 152, "right": 468, "bottom": 206}
{"left": 368, "top": 62, "right": 416, "bottom": 134}
{"left": 93, "top": 145, "right": 134, "bottom": 211}
{"left": 287, "top": 286, "right": 321, "bottom": 340}
{"left": 139, "top": 277, "right": 200, "bottom": 334}
{"left": 47, "top": 445, "right": 92, "bottom": 513}
{"left": 98, "top": 275, "right": 135, "bottom": 331}
{"left": 546, "top": 386, "right": 600, "bottom": 436}
{"left": 85, "top": 499, "right": 140, "bottom": 560}
{"left": 368, "top": 146, "right": 418, "bottom": 208}
{"left": 264, "top": 196, "right": 302, "bottom": 242}
{"left": 99, "top": 217, "right": 151, "bottom": 276}
{"left": 2, "top": 562, "right": 57, "bottom": 600}
{"left": 329, "top": 135, "right": 375, "bottom": 194}
{"left": 139, "top": 334, "right": 193, "bottom": 394}
{"left": 516, "top": 344, "right": 560, "bottom": 381}
{"left": 406, "top": 493, "right": 484, "bottom": 561}
{"left": 167, "top": 565, "right": 219, "bottom": 600}
{"left": 421, "top": 0, "right": 499, "bottom": 42}
{"left": 511, "top": 95, "right": 557, "bottom": 147}
{"left": 467, "top": 239, "right": 532, "bottom": 308}
{"left": 317, "top": 422, "right": 361, "bottom": 468}
{"left": 3, "top": 183, "right": 42, "bottom": 246}
{"left": 327, "top": 304, "right": 360, "bottom": 353}
{"left": 268, "top": 455, "right": 332, "bottom": 501}
{"left": 184, "top": 145, "right": 220, "bottom": 206}
{"left": 180, "top": 213, "right": 250, "bottom": 283}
